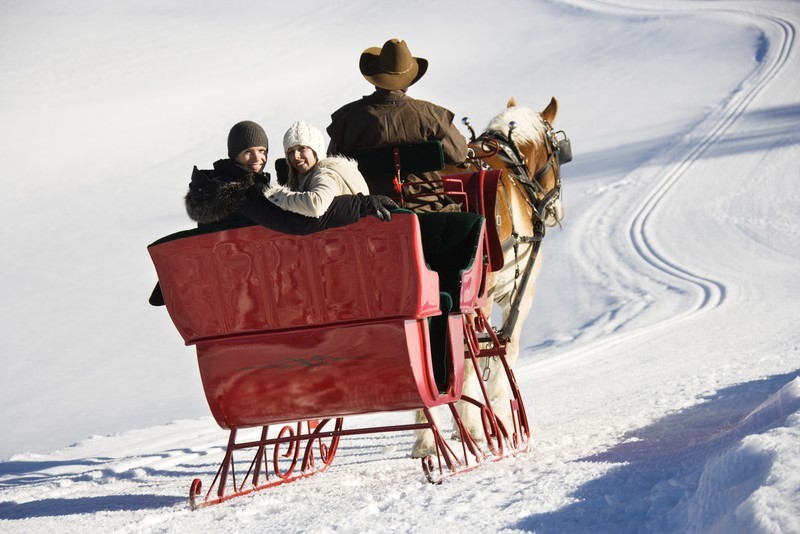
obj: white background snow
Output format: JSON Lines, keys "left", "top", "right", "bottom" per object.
{"left": 1, "top": 0, "right": 799, "bottom": 532}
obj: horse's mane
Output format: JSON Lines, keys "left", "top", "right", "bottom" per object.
{"left": 484, "top": 105, "right": 548, "bottom": 148}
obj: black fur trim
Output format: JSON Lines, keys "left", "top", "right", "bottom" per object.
{"left": 185, "top": 174, "right": 256, "bottom": 224}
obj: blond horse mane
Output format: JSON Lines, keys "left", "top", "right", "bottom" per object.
{"left": 484, "top": 99, "right": 549, "bottom": 149}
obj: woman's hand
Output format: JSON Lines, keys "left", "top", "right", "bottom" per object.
{"left": 359, "top": 194, "right": 398, "bottom": 221}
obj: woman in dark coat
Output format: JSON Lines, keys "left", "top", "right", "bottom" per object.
{"left": 185, "top": 120, "right": 395, "bottom": 233}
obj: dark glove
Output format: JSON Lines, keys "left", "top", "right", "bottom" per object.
{"left": 359, "top": 194, "right": 398, "bottom": 221}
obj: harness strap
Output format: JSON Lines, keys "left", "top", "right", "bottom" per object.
{"left": 392, "top": 147, "right": 404, "bottom": 207}
{"left": 499, "top": 236, "right": 541, "bottom": 340}
{"left": 474, "top": 132, "right": 553, "bottom": 340}
{"left": 461, "top": 118, "right": 569, "bottom": 341}
{"left": 480, "top": 127, "right": 564, "bottom": 227}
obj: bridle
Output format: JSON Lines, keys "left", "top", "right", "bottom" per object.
{"left": 461, "top": 114, "right": 572, "bottom": 340}
{"left": 479, "top": 119, "right": 568, "bottom": 228}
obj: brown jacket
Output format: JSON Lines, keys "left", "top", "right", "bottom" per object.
{"left": 327, "top": 89, "right": 468, "bottom": 211}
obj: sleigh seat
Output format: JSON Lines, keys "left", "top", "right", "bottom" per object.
{"left": 148, "top": 212, "right": 485, "bottom": 430}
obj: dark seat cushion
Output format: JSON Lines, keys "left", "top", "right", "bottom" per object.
{"left": 417, "top": 212, "right": 485, "bottom": 309}
{"left": 342, "top": 140, "right": 444, "bottom": 179}
{"left": 429, "top": 292, "right": 454, "bottom": 391}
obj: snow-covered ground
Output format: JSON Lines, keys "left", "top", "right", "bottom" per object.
{"left": 1, "top": 0, "right": 799, "bottom": 532}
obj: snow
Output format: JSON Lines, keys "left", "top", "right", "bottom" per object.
{"left": 1, "top": 0, "right": 799, "bottom": 531}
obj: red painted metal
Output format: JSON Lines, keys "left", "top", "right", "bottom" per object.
{"left": 189, "top": 418, "right": 344, "bottom": 510}
{"left": 194, "top": 316, "right": 464, "bottom": 429}
{"left": 442, "top": 170, "right": 503, "bottom": 272}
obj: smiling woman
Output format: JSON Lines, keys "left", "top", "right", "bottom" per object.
{"left": 262, "top": 121, "right": 370, "bottom": 217}
{"left": 228, "top": 121, "right": 269, "bottom": 173}
{"left": 286, "top": 145, "right": 317, "bottom": 175}
{"left": 235, "top": 147, "right": 268, "bottom": 173}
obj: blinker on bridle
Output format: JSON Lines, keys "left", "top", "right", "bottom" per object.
{"left": 460, "top": 114, "right": 572, "bottom": 225}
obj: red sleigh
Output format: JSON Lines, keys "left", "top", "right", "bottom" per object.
{"left": 149, "top": 146, "right": 528, "bottom": 509}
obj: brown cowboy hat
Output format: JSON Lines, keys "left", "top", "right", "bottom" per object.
{"left": 359, "top": 39, "right": 428, "bottom": 90}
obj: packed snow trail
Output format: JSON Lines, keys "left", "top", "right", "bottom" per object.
{"left": 550, "top": 0, "right": 797, "bottom": 342}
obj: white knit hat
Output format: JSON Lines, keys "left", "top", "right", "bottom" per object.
{"left": 282, "top": 121, "right": 326, "bottom": 160}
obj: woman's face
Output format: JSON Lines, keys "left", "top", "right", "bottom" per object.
{"left": 235, "top": 146, "right": 267, "bottom": 173}
{"left": 286, "top": 145, "right": 317, "bottom": 175}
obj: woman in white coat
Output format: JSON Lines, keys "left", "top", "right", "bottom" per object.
{"left": 263, "top": 121, "right": 370, "bottom": 217}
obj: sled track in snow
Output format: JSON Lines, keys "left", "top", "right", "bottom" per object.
{"left": 520, "top": 1, "right": 795, "bottom": 375}
{"left": 576, "top": 0, "right": 793, "bottom": 318}
{"left": 624, "top": 3, "right": 795, "bottom": 316}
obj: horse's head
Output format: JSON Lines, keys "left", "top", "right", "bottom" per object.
{"left": 484, "top": 97, "right": 569, "bottom": 226}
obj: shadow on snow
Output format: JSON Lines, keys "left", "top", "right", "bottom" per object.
{"left": 570, "top": 103, "right": 800, "bottom": 182}
{"left": 514, "top": 370, "right": 800, "bottom": 533}
{"left": 0, "top": 494, "right": 185, "bottom": 519}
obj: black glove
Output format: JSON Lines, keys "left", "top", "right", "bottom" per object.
{"left": 359, "top": 194, "right": 398, "bottom": 221}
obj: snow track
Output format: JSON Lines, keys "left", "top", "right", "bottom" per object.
{"left": 543, "top": 0, "right": 797, "bottom": 345}
{"left": 627, "top": 3, "right": 795, "bottom": 314}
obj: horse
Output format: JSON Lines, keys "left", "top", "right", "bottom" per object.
{"left": 411, "top": 96, "right": 569, "bottom": 457}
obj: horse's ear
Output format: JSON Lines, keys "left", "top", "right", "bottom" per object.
{"left": 507, "top": 97, "right": 517, "bottom": 108}
{"left": 542, "top": 97, "right": 558, "bottom": 123}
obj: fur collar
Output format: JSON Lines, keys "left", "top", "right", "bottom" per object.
{"left": 184, "top": 164, "right": 262, "bottom": 224}
{"left": 316, "top": 155, "right": 361, "bottom": 174}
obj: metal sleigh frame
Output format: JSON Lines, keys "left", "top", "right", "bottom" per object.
{"left": 149, "top": 157, "right": 530, "bottom": 509}
{"left": 184, "top": 307, "right": 529, "bottom": 510}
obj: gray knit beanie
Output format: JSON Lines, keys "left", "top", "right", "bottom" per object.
{"left": 227, "top": 121, "right": 269, "bottom": 159}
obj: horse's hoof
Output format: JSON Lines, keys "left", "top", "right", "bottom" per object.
{"left": 451, "top": 427, "right": 485, "bottom": 443}
{"left": 411, "top": 440, "right": 436, "bottom": 459}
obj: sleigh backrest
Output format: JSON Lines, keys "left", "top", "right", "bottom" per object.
{"left": 441, "top": 169, "right": 504, "bottom": 272}
{"left": 148, "top": 214, "right": 440, "bottom": 345}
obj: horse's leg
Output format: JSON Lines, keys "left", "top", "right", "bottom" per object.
{"left": 486, "top": 249, "right": 543, "bottom": 432}
{"left": 411, "top": 407, "right": 438, "bottom": 458}
{"left": 453, "top": 357, "right": 485, "bottom": 441}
